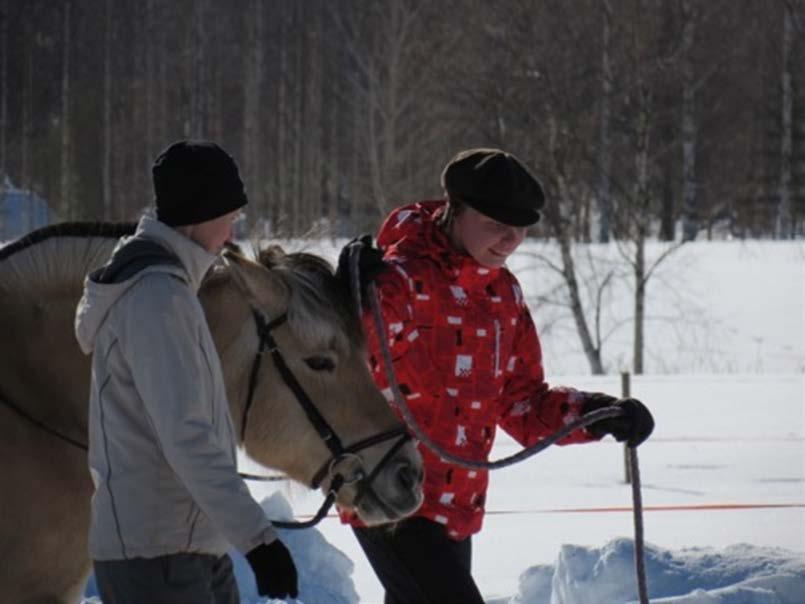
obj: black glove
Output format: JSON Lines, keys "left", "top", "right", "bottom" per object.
{"left": 582, "top": 393, "right": 655, "bottom": 448}
{"left": 335, "top": 234, "right": 388, "bottom": 301}
{"left": 246, "top": 539, "right": 299, "bottom": 599}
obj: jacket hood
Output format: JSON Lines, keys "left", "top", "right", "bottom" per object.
{"left": 377, "top": 200, "right": 502, "bottom": 290}
{"left": 75, "top": 215, "right": 217, "bottom": 354}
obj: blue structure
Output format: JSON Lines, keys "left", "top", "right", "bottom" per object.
{"left": 0, "top": 177, "right": 52, "bottom": 242}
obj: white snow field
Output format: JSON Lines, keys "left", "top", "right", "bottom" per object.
{"left": 64, "top": 238, "right": 803, "bottom": 603}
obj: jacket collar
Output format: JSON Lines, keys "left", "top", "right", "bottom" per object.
{"left": 135, "top": 215, "right": 218, "bottom": 293}
{"left": 378, "top": 200, "right": 501, "bottom": 291}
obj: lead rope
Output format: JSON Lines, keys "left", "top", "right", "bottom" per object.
{"left": 356, "top": 249, "right": 650, "bottom": 602}
{"left": 365, "top": 280, "right": 624, "bottom": 469}
{"left": 629, "top": 448, "right": 650, "bottom": 604}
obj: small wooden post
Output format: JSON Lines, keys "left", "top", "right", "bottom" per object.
{"left": 621, "top": 371, "right": 632, "bottom": 484}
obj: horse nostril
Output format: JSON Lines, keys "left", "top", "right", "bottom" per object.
{"left": 396, "top": 465, "right": 417, "bottom": 490}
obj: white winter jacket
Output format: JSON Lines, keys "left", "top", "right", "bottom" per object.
{"left": 75, "top": 215, "right": 276, "bottom": 560}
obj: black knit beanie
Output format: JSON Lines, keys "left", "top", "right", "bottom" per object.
{"left": 152, "top": 140, "right": 248, "bottom": 227}
{"left": 441, "top": 148, "right": 545, "bottom": 227}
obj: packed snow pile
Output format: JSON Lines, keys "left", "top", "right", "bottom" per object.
{"left": 511, "top": 538, "right": 805, "bottom": 604}
{"left": 231, "top": 493, "right": 360, "bottom": 604}
{"left": 84, "top": 529, "right": 805, "bottom": 603}
{"left": 84, "top": 492, "right": 360, "bottom": 604}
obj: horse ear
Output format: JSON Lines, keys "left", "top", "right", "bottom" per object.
{"left": 222, "top": 249, "right": 289, "bottom": 310}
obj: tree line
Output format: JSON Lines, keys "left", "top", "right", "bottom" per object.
{"left": 1, "top": 0, "right": 803, "bottom": 240}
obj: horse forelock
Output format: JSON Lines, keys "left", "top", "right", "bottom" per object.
{"left": 0, "top": 222, "right": 135, "bottom": 293}
{"left": 256, "top": 248, "right": 364, "bottom": 354}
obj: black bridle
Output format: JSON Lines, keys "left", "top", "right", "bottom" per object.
{"left": 240, "top": 307, "right": 412, "bottom": 528}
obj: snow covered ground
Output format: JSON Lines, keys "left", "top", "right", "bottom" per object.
{"left": 64, "top": 238, "right": 804, "bottom": 603}
{"left": 179, "top": 374, "right": 800, "bottom": 604}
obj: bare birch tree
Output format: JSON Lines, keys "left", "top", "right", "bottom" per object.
{"left": 610, "top": 0, "right": 686, "bottom": 374}
{"left": 332, "top": 1, "right": 457, "bottom": 222}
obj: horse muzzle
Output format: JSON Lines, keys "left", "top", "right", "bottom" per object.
{"left": 351, "top": 447, "right": 424, "bottom": 526}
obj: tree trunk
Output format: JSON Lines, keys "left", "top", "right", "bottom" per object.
{"left": 102, "top": 0, "right": 113, "bottom": 220}
{"left": 547, "top": 114, "right": 606, "bottom": 375}
{"left": 155, "top": 1, "right": 167, "bottom": 149}
{"left": 0, "top": 0, "right": 7, "bottom": 178}
{"left": 632, "top": 85, "right": 652, "bottom": 375}
{"left": 367, "top": 55, "right": 387, "bottom": 217}
{"left": 633, "top": 236, "right": 646, "bottom": 374}
{"left": 597, "top": 0, "right": 613, "bottom": 243}
{"left": 660, "top": 154, "right": 675, "bottom": 241}
{"left": 60, "top": 0, "right": 72, "bottom": 220}
{"left": 681, "top": 0, "right": 698, "bottom": 242}
{"left": 242, "top": 0, "right": 264, "bottom": 223}
{"left": 776, "top": 3, "right": 794, "bottom": 239}
{"left": 292, "top": 3, "right": 305, "bottom": 235}
{"left": 558, "top": 226, "right": 606, "bottom": 375}
{"left": 383, "top": 3, "right": 403, "bottom": 204}
{"left": 350, "top": 70, "right": 362, "bottom": 228}
{"left": 21, "top": 13, "right": 32, "bottom": 194}
{"left": 190, "top": 0, "right": 208, "bottom": 137}
{"left": 144, "top": 0, "right": 154, "bottom": 158}
{"left": 276, "top": 4, "right": 289, "bottom": 234}
{"left": 308, "top": 3, "right": 324, "bottom": 232}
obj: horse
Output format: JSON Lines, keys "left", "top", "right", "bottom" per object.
{"left": 0, "top": 222, "right": 424, "bottom": 604}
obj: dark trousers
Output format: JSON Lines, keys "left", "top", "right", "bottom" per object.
{"left": 353, "top": 517, "right": 485, "bottom": 604}
{"left": 93, "top": 553, "right": 239, "bottom": 604}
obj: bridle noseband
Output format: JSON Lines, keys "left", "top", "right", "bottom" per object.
{"left": 240, "top": 307, "right": 411, "bottom": 520}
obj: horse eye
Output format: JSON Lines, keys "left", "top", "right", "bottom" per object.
{"left": 304, "top": 356, "right": 335, "bottom": 372}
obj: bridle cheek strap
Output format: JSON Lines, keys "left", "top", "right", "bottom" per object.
{"left": 242, "top": 308, "right": 411, "bottom": 494}
{"left": 240, "top": 310, "right": 289, "bottom": 442}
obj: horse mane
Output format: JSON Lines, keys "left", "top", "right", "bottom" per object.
{"left": 0, "top": 222, "right": 136, "bottom": 292}
{"left": 255, "top": 244, "right": 364, "bottom": 351}
{"left": 0, "top": 222, "right": 363, "bottom": 350}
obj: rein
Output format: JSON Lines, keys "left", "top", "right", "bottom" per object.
{"left": 0, "top": 386, "right": 288, "bottom": 482}
{"left": 0, "top": 395, "right": 89, "bottom": 451}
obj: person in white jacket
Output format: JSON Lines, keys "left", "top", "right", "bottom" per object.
{"left": 75, "top": 140, "right": 298, "bottom": 603}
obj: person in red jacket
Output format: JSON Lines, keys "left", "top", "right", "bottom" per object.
{"left": 337, "top": 148, "right": 654, "bottom": 604}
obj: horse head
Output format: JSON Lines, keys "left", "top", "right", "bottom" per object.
{"left": 203, "top": 245, "right": 424, "bottom": 525}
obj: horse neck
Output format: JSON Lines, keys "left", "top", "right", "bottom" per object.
{"left": 198, "top": 275, "right": 260, "bottom": 444}
{"left": 0, "top": 237, "right": 117, "bottom": 439}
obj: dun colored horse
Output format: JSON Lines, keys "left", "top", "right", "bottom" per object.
{"left": 0, "top": 223, "right": 423, "bottom": 604}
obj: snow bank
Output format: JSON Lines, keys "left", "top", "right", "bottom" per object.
{"left": 82, "top": 498, "right": 804, "bottom": 603}
{"left": 511, "top": 538, "right": 805, "bottom": 604}
{"left": 232, "top": 493, "right": 359, "bottom": 604}
{"left": 84, "top": 493, "right": 359, "bottom": 604}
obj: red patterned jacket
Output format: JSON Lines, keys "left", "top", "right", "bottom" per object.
{"left": 342, "top": 200, "right": 599, "bottom": 540}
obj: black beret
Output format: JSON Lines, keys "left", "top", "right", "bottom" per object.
{"left": 441, "top": 148, "right": 545, "bottom": 226}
